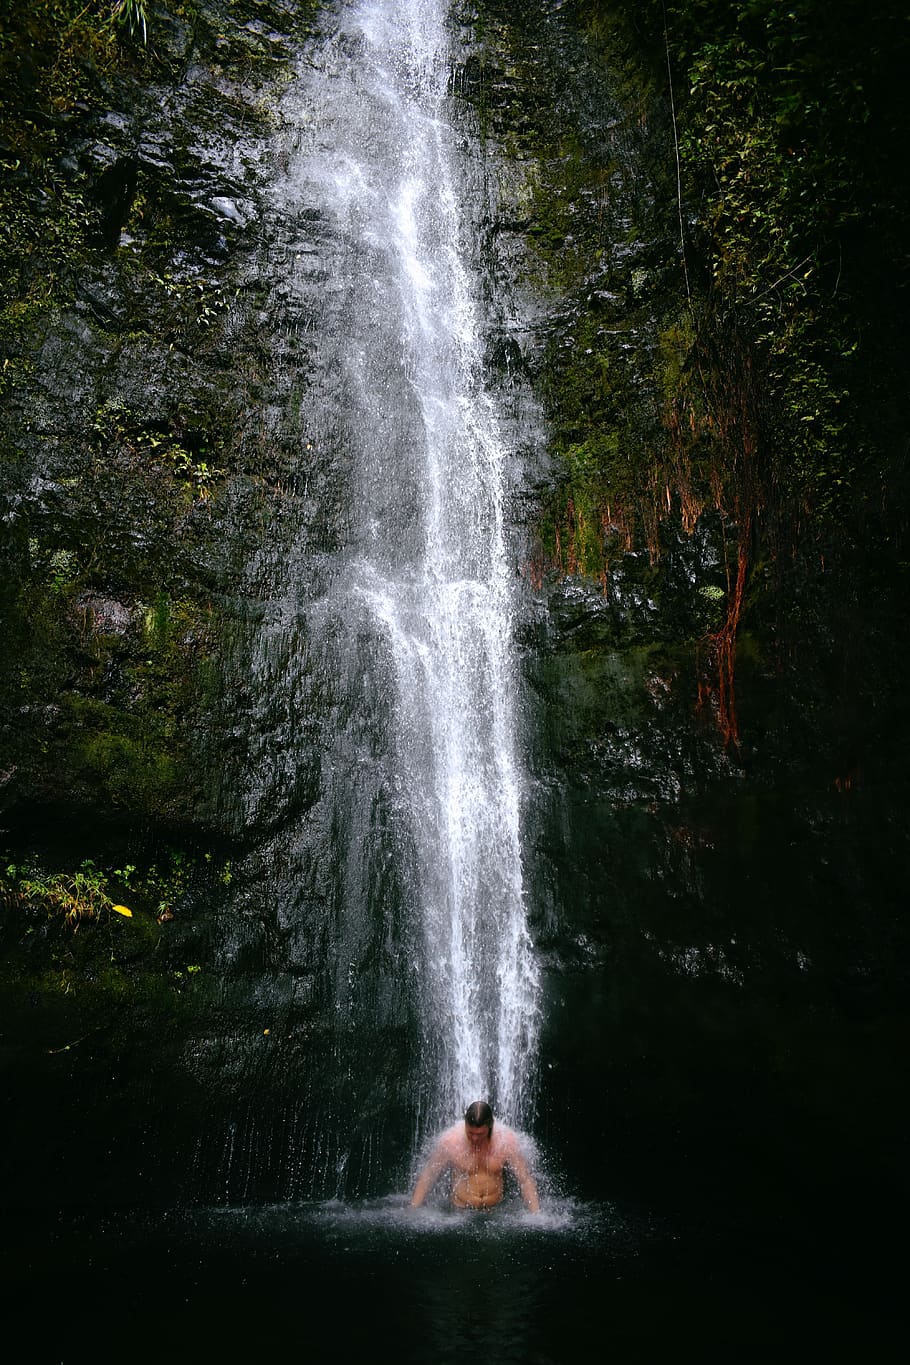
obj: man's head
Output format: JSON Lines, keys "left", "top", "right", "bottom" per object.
{"left": 464, "top": 1100, "right": 494, "bottom": 1145}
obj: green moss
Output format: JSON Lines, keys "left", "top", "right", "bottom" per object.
{"left": 0, "top": 526, "right": 220, "bottom": 820}
{"left": 0, "top": 3, "right": 153, "bottom": 310}
{"left": 62, "top": 696, "right": 174, "bottom": 808}
{"left": 598, "top": 0, "right": 909, "bottom": 524}
{"left": 468, "top": 0, "right": 909, "bottom": 603}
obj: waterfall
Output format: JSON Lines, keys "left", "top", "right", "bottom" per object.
{"left": 273, "top": 0, "right": 540, "bottom": 1132}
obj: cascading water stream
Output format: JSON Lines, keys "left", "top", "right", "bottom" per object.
{"left": 279, "top": 0, "right": 541, "bottom": 1133}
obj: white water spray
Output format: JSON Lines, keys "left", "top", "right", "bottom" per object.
{"left": 284, "top": 0, "right": 540, "bottom": 1129}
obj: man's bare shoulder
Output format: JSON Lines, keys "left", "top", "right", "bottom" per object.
{"left": 491, "top": 1124, "right": 521, "bottom": 1152}
{"left": 494, "top": 1125, "right": 534, "bottom": 1159}
{"left": 436, "top": 1122, "right": 466, "bottom": 1152}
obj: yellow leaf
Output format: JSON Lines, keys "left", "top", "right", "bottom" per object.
{"left": 111, "top": 904, "right": 133, "bottom": 918}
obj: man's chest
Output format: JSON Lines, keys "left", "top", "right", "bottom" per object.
{"left": 451, "top": 1146, "right": 505, "bottom": 1175}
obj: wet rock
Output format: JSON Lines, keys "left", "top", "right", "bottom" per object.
{"left": 72, "top": 592, "right": 134, "bottom": 637}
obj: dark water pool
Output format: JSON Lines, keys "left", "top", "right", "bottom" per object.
{"left": 2, "top": 1192, "right": 903, "bottom": 1364}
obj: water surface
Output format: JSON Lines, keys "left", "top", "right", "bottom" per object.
{"left": 5, "top": 1193, "right": 901, "bottom": 1363}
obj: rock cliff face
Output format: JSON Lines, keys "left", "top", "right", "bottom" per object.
{"left": 1, "top": 1, "right": 907, "bottom": 1224}
{"left": 471, "top": 0, "right": 910, "bottom": 1217}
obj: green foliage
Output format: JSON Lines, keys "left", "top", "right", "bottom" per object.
{"left": 0, "top": 2, "right": 155, "bottom": 312}
{"left": 113, "top": 848, "right": 231, "bottom": 920}
{"left": 110, "top": 0, "right": 150, "bottom": 45}
{"left": 504, "top": 0, "right": 910, "bottom": 587}
{"left": 2, "top": 859, "right": 117, "bottom": 926}
{"left": 92, "top": 401, "right": 227, "bottom": 500}
{"left": 666, "top": 6, "right": 865, "bottom": 508}
{"left": 0, "top": 175, "right": 100, "bottom": 309}
{"left": 609, "top": 0, "right": 907, "bottom": 517}
{"left": 0, "top": 3, "right": 158, "bottom": 148}
{"left": 1, "top": 847, "right": 231, "bottom": 928}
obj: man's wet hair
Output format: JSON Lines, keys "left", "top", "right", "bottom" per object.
{"left": 464, "top": 1100, "right": 494, "bottom": 1131}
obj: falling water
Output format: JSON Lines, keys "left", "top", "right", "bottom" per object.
{"left": 276, "top": 0, "right": 540, "bottom": 1131}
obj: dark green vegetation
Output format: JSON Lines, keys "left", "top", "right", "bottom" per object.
{"left": 618, "top": 0, "right": 910, "bottom": 524}
{"left": 519, "top": 0, "right": 909, "bottom": 546}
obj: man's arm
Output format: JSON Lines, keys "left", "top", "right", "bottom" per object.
{"left": 410, "top": 1142, "right": 449, "bottom": 1208}
{"left": 508, "top": 1141, "right": 540, "bottom": 1213}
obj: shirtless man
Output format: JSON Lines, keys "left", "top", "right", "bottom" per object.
{"left": 409, "top": 1101, "right": 540, "bottom": 1213}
